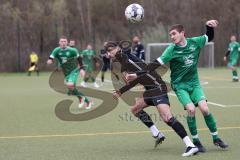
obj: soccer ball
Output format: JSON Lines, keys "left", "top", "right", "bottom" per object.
{"left": 125, "top": 4, "right": 144, "bottom": 23}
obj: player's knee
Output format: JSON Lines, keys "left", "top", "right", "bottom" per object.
{"left": 186, "top": 105, "right": 196, "bottom": 116}
{"left": 166, "top": 117, "right": 176, "bottom": 126}
{"left": 67, "top": 83, "right": 75, "bottom": 90}
{"left": 131, "top": 107, "right": 138, "bottom": 116}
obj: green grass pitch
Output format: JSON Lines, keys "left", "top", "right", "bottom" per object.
{"left": 0, "top": 68, "right": 239, "bottom": 160}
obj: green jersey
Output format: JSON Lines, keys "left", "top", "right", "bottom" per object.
{"left": 157, "top": 35, "right": 207, "bottom": 90}
{"left": 80, "top": 49, "right": 96, "bottom": 71}
{"left": 228, "top": 41, "right": 240, "bottom": 62}
{"left": 50, "top": 47, "right": 80, "bottom": 76}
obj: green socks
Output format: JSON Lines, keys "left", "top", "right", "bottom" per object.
{"left": 204, "top": 113, "right": 219, "bottom": 140}
{"left": 232, "top": 70, "right": 238, "bottom": 79}
{"left": 187, "top": 116, "right": 199, "bottom": 142}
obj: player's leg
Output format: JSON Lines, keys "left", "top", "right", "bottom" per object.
{"left": 35, "top": 64, "right": 39, "bottom": 76}
{"left": 66, "top": 69, "right": 91, "bottom": 109}
{"left": 228, "top": 62, "right": 239, "bottom": 82}
{"left": 175, "top": 89, "right": 206, "bottom": 152}
{"left": 131, "top": 97, "right": 165, "bottom": 145}
{"left": 154, "top": 95, "right": 198, "bottom": 156}
{"left": 192, "top": 87, "right": 229, "bottom": 149}
{"left": 28, "top": 62, "right": 35, "bottom": 76}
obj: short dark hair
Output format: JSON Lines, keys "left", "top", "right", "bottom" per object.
{"left": 169, "top": 24, "right": 184, "bottom": 33}
{"left": 59, "top": 36, "right": 67, "bottom": 40}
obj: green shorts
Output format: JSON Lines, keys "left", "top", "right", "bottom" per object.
{"left": 228, "top": 60, "right": 238, "bottom": 67}
{"left": 175, "top": 86, "right": 206, "bottom": 108}
{"left": 65, "top": 68, "right": 80, "bottom": 86}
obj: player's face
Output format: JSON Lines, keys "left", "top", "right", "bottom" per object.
{"left": 169, "top": 29, "right": 185, "bottom": 45}
{"left": 230, "top": 36, "right": 236, "bottom": 42}
{"left": 133, "top": 36, "right": 139, "bottom": 43}
{"left": 69, "top": 40, "right": 75, "bottom": 47}
{"left": 107, "top": 47, "right": 119, "bottom": 59}
{"left": 59, "top": 38, "right": 68, "bottom": 49}
{"left": 87, "top": 45, "right": 92, "bottom": 50}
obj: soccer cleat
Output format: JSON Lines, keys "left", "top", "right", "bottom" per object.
{"left": 85, "top": 101, "right": 93, "bottom": 110}
{"left": 78, "top": 97, "right": 85, "bottom": 108}
{"left": 182, "top": 146, "right": 199, "bottom": 157}
{"left": 153, "top": 133, "right": 165, "bottom": 148}
{"left": 193, "top": 141, "right": 206, "bottom": 153}
{"left": 232, "top": 79, "right": 239, "bottom": 82}
{"left": 81, "top": 81, "right": 87, "bottom": 87}
{"left": 93, "top": 82, "right": 100, "bottom": 88}
{"left": 214, "top": 138, "right": 229, "bottom": 149}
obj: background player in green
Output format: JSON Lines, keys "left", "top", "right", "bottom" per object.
{"left": 223, "top": 35, "right": 240, "bottom": 82}
{"left": 146, "top": 20, "right": 228, "bottom": 152}
{"left": 80, "top": 44, "right": 100, "bottom": 88}
{"left": 47, "top": 36, "right": 93, "bottom": 109}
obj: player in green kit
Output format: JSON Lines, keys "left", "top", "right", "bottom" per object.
{"left": 145, "top": 20, "right": 228, "bottom": 152}
{"left": 224, "top": 35, "right": 240, "bottom": 82}
{"left": 47, "top": 36, "right": 93, "bottom": 109}
{"left": 80, "top": 44, "right": 100, "bottom": 88}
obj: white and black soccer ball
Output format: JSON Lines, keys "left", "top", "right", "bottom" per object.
{"left": 125, "top": 4, "right": 144, "bottom": 23}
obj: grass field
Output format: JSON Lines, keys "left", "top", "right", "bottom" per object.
{"left": 0, "top": 68, "right": 240, "bottom": 160}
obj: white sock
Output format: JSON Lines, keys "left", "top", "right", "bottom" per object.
{"left": 183, "top": 136, "right": 195, "bottom": 147}
{"left": 150, "top": 125, "right": 162, "bottom": 137}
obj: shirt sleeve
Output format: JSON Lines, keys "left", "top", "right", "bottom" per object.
{"left": 191, "top": 35, "right": 208, "bottom": 48}
{"left": 157, "top": 45, "right": 174, "bottom": 65}
{"left": 49, "top": 48, "right": 59, "bottom": 59}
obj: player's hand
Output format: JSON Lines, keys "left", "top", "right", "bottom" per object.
{"left": 125, "top": 73, "right": 137, "bottom": 82}
{"left": 113, "top": 90, "right": 121, "bottom": 99}
{"left": 47, "top": 59, "right": 53, "bottom": 65}
{"left": 96, "top": 62, "right": 100, "bottom": 68}
{"left": 223, "top": 56, "right": 227, "bottom": 62}
{"left": 80, "top": 69, "right": 85, "bottom": 77}
{"left": 206, "top": 20, "right": 218, "bottom": 28}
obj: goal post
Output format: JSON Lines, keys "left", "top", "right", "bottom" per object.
{"left": 146, "top": 42, "right": 215, "bottom": 68}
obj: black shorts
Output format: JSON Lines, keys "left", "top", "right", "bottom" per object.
{"left": 102, "top": 62, "right": 111, "bottom": 72}
{"left": 144, "top": 94, "right": 170, "bottom": 106}
{"left": 30, "top": 62, "right": 37, "bottom": 67}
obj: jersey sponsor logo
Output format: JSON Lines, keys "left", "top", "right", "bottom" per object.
{"left": 183, "top": 54, "right": 194, "bottom": 67}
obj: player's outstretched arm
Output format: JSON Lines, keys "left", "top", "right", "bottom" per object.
{"left": 47, "top": 58, "right": 54, "bottom": 65}
{"left": 118, "top": 75, "right": 141, "bottom": 94}
{"left": 206, "top": 20, "right": 218, "bottom": 42}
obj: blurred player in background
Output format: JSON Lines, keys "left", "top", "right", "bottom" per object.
{"left": 28, "top": 51, "right": 39, "bottom": 76}
{"left": 80, "top": 44, "right": 100, "bottom": 88}
{"left": 47, "top": 36, "right": 92, "bottom": 109}
{"left": 100, "top": 42, "right": 111, "bottom": 84}
{"left": 132, "top": 36, "right": 145, "bottom": 61}
{"left": 99, "top": 42, "right": 120, "bottom": 85}
{"left": 224, "top": 35, "right": 240, "bottom": 82}
{"left": 69, "top": 39, "right": 86, "bottom": 79}
{"left": 146, "top": 20, "right": 228, "bottom": 152}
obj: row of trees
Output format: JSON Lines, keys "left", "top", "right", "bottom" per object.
{"left": 0, "top": 0, "right": 239, "bottom": 71}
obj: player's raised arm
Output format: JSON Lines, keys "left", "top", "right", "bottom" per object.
{"left": 205, "top": 20, "right": 218, "bottom": 42}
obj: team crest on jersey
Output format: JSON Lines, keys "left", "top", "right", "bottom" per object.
{"left": 189, "top": 45, "right": 196, "bottom": 52}
{"left": 183, "top": 54, "right": 194, "bottom": 67}
{"left": 66, "top": 52, "right": 70, "bottom": 56}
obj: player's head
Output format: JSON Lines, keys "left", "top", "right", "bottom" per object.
{"left": 133, "top": 36, "right": 140, "bottom": 44}
{"left": 169, "top": 24, "right": 185, "bottom": 45}
{"left": 105, "top": 42, "right": 120, "bottom": 59}
{"left": 230, "top": 35, "right": 236, "bottom": 42}
{"left": 86, "top": 44, "right": 92, "bottom": 50}
{"left": 59, "top": 36, "right": 68, "bottom": 49}
{"left": 103, "top": 42, "right": 108, "bottom": 47}
{"left": 69, "top": 39, "right": 75, "bottom": 47}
